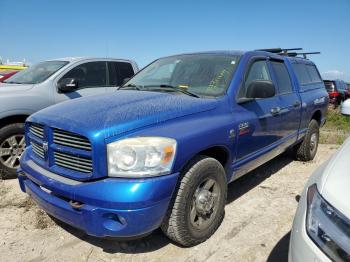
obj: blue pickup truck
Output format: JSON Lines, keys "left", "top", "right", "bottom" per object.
{"left": 18, "top": 49, "right": 328, "bottom": 246}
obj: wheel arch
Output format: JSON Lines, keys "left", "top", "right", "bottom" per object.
{"left": 180, "top": 145, "right": 231, "bottom": 175}
{"left": 0, "top": 115, "right": 30, "bottom": 129}
{"left": 310, "top": 110, "right": 322, "bottom": 126}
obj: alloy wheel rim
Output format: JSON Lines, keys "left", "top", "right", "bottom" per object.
{"left": 190, "top": 178, "right": 221, "bottom": 230}
{"left": 0, "top": 135, "right": 25, "bottom": 169}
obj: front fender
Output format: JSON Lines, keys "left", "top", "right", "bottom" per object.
{"left": 0, "top": 95, "right": 52, "bottom": 120}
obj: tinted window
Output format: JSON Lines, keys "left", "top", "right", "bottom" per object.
{"left": 306, "top": 65, "right": 322, "bottom": 83}
{"left": 271, "top": 61, "right": 293, "bottom": 94}
{"left": 324, "top": 80, "right": 335, "bottom": 92}
{"left": 61, "top": 62, "right": 107, "bottom": 88}
{"left": 4, "top": 61, "right": 68, "bottom": 84}
{"left": 292, "top": 64, "right": 311, "bottom": 85}
{"left": 239, "top": 60, "right": 271, "bottom": 98}
{"left": 108, "top": 62, "right": 135, "bottom": 86}
{"left": 108, "top": 62, "right": 118, "bottom": 86}
{"left": 117, "top": 62, "right": 134, "bottom": 85}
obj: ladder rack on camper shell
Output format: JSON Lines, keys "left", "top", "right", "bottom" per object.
{"left": 256, "top": 48, "right": 321, "bottom": 59}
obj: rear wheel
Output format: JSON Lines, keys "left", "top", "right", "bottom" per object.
{"left": 0, "top": 123, "right": 25, "bottom": 179}
{"left": 293, "top": 119, "right": 319, "bottom": 161}
{"left": 161, "top": 156, "right": 227, "bottom": 246}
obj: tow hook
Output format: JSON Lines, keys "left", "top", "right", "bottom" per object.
{"left": 17, "top": 172, "right": 26, "bottom": 178}
{"left": 69, "top": 200, "right": 84, "bottom": 209}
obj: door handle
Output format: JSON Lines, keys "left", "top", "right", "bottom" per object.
{"left": 270, "top": 107, "right": 281, "bottom": 116}
{"left": 293, "top": 101, "right": 301, "bottom": 108}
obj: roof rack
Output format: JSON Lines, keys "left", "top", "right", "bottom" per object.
{"left": 256, "top": 48, "right": 321, "bottom": 59}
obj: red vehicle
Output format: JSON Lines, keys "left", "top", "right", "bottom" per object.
{"left": 324, "top": 80, "right": 347, "bottom": 105}
{"left": 0, "top": 70, "right": 20, "bottom": 82}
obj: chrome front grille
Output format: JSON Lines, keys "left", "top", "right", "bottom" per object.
{"left": 53, "top": 129, "right": 91, "bottom": 151}
{"left": 28, "top": 123, "right": 93, "bottom": 175}
{"left": 29, "top": 124, "right": 44, "bottom": 139}
{"left": 54, "top": 152, "right": 92, "bottom": 173}
{"left": 30, "top": 141, "right": 44, "bottom": 159}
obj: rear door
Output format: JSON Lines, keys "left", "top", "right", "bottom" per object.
{"left": 269, "top": 59, "right": 301, "bottom": 147}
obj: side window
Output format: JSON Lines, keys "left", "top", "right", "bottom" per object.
{"left": 60, "top": 62, "right": 107, "bottom": 89}
{"left": 108, "top": 62, "right": 135, "bottom": 86}
{"left": 306, "top": 65, "right": 322, "bottom": 83}
{"left": 117, "top": 62, "right": 135, "bottom": 85}
{"left": 291, "top": 64, "right": 311, "bottom": 85}
{"left": 271, "top": 61, "right": 293, "bottom": 94}
{"left": 239, "top": 60, "right": 271, "bottom": 98}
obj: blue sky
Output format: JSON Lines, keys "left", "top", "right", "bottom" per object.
{"left": 1, "top": 0, "right": 349, "bottom": 81}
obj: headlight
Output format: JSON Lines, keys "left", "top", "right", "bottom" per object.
{"left": 107, "top": 137, "right": 177, "bottom": 178}
{"left": 306, "top": 184, "right": 350, "bottom": 261}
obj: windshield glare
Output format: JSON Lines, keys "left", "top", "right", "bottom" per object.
{"left": 4, "top": 61, "right": 69, "bottom": 84}
{"left": 125, "top": 54, "right": 240, "bottom": 97}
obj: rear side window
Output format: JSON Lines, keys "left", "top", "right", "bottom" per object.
{"left": 324, "top": 81, "right": 335, "bottom": 92}
{"left": 306, "top": 65, "right": 322, "bottom": 83}
{"left": 108, "top": 62, "right": 135, "bottom": 86}
{"left": 292, "top": 63, "right": 322, "bottom": 86}
{"left": 271, "top": 61, "right": 293, "bottom": 94}
{"left": 292, "top": 64, "right": 311, "bottom": 85}
{"left": 117, "top": 62, "right": 135, "bottom": 83}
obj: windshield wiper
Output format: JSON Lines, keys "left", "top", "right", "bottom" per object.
{"left": 144, "top": 84, "right": 200, "bottom": 98}
{"left": 119, "top": 83, "right": 144, "bottom": 91}
{"left": 3, "top": 81, "right": 22, "bottom": 84}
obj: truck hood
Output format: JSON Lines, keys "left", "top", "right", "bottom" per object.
{"left": 0, "top": 83, "right": 34, "bottom": 94}
{"left": 318, "top": 137, "right": 350, "bottom": 219}
{"left": 30, "top": 90, "right": 219, "bottom": 139}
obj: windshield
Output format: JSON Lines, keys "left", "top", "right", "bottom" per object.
{"left": 124, "top": 54, "right": 240, "bottom": 98}
{"left": 4, "top": 61, "right": 69, "bottom": 84}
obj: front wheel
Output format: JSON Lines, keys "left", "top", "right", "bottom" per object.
{"left": 161, "top": 156, "right": 227, "bottom": 246}
{"left": 0, "top": 123, "right": 25, "bottom": 179}
{"left": 293, "top": 119, "right": 319, "bottom": 161}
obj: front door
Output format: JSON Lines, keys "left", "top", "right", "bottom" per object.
{"left": 234, "top": 58, "right": 282, "bottom": 174}
{"left": 54, "top": 61, "right": 109, "bottom": 103}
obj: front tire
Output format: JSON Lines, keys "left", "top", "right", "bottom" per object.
{"left": 161, "top": 156, "right": 227, "bottom": 246}
{"left": 293, "top": 119, "right": 319, "bottom": 161}
{"left": 0, "top": 123, "right": 25, "bottom": 179}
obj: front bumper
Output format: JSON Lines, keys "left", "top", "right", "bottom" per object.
{"left": 289, "top": 189, "right": 331, "bottom": 262}
{"left": 18, "top": 151, "right": 179, "bottom": 238}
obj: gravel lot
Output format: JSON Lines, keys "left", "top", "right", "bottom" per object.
{"left": 0, "top": 144, "right": 339, "bottom": 262}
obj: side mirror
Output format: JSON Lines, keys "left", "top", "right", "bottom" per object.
{"left": 122, "top": 77, "right": 131, "bottom": 85}
{"left": 57, "top": 78, "right": 78, "bottom": 93}
{"left": 246, "top": 80, "right": 275, "bottom": 99}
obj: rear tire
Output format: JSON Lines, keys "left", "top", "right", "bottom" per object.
{"left": 161, "top": 156, "right": 227, "bottom": 246}
{"left": 293, "top": 119, "right": 319, "bottom": 161}
{"left": 0, "top": 123, "right": 25, "bottom": 179}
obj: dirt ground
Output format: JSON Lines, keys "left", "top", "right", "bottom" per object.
{"left": 0, "top": 144, "right": 339, "bottom": 262}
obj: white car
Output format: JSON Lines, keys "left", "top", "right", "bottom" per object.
{"left": 289, "top": 137, "right": 350, "bottom": 261}
{"left": 341, "top": 99, "right": 350, "bottom": 116}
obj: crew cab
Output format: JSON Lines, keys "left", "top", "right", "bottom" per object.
{"left": 18, "top": 50, "right": 328, "bottom": 246}
{"left": 0, "top": 57, "right": 138, "bottom": 178}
